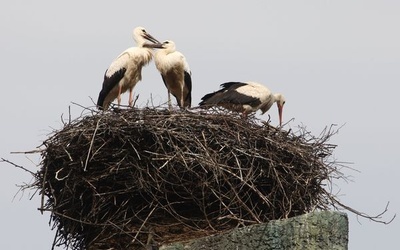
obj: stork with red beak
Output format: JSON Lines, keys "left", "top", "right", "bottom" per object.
{"left": 199, "top": 81, "right": 286, "bottom": 126}
{"left": 97, "top": 27, "right": 160, "bottom": 110}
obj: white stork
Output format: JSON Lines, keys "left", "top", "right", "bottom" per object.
{"left": 147, "top": 40, "right": 192, "bottom": 109}
{"left": 199, "top": 81, "right": 286, "bottom": 125}
{"left": 97, "top": 27, "right": 160, "bottom": 110}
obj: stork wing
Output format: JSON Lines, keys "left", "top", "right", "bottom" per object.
{"left": 105, "top": 51, "right": 131, "bottom": 77}
{"left": 222, "top": 82, "right": 265, "bottom": 105}
{"left": 200, "top": 82, "right": 261, "bottom": 106}
{"left": 219, "top": 89, "right": 261, "bottom": 106}
{"left": 160, "top": 74, "right": 168, "bottom": 89}
{"left": 97, "top": 67, "right": 126, "bottom": 109}
{"left": 182, "top": 54, "right": 191, "bottom": 76}
{"left": 183, "top": 70, "right": 192, "bottom": 107}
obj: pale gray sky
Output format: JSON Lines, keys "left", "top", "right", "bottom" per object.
{"left": 1, "top": 1, "right": 399, "bottom": 249}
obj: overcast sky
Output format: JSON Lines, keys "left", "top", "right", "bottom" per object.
{"left": 1, "top": 1, "right": 399, "bottom": 249}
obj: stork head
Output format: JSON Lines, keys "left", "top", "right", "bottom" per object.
{"left": 143, "top": 40, "right": 177, "bottom": 53}
{"left": 274, "top": 93, "right": 286, "bottom": 126}
{"left": 133, "top": 26, "right": 160, "bottom": 47}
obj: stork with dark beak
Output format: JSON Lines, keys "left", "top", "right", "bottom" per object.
{"left": 97, "top": 27, "right": 160, "bottom": 110}
{"left": 146, "top": 40, "right": 192, "bottom": 109}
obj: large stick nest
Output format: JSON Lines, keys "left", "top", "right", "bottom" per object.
{"left": 35, "top": 107, "right": 343, "bottom": 249}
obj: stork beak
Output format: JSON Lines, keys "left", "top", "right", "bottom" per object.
{"left": 143, "top": 43, "right": 164, "bottom": 49}
{"left": 277, "top": 104, "right": 283, "bottom": 126}
{"left": 143, "top": 33, "right": 160, "bottom": 44}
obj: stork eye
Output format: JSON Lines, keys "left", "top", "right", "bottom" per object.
{"left": 142, "top": 29, "right": 146, "bottom": 33}
{"left": 165, "top": 41, "right": 169, "bottom": 44}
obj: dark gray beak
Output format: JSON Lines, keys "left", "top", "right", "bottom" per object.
{"left": 143, "top": 33, "right": 160, "bottom": 44}
{"left": 143, "top": 43, "right": 164, "bottom": 49}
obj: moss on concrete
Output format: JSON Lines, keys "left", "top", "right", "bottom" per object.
{"left": 160, "top": 211, "right": 348, "bottom": 250}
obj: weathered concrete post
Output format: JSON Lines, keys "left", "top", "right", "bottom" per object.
{"left": 160, "top": 211, "right": 348, "bottom": 250}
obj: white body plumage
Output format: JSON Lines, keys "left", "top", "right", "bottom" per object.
{"left": 97, "top": 27, "right": 160, "bottom": 110}
{"left": 149, "top": 40, "right": 192, "bottom": 109}
{"left": 199, "top": 81, "right": 286, "bottom": 125}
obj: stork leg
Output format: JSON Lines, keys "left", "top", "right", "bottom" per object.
{"left": 167, "top": 90, "right": 172, "bottom": 110}
{"left": 128, "top": 87, "right": 134, "bottom": 107}
{"left": 117, "top": 84, "right": 122, "bottom": 106}
{"left": 180, "top": 86, "right": 184, "bottom": 109}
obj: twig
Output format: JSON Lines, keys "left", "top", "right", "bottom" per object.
{"left": 10, "top": 149, "right": 44, "bottom": 154}
{"left": 84, "top": 117, "right": 101, "bottom": 171}
{"left": 329, "top": 194, "right": 395, "bottom": 225}
{"left": 131, "top": 206, "right": 156, "bottom": 244}
{"left": 1, "top": 158, "right": 35, "bottom": 176}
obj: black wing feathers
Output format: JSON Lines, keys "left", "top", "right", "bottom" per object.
{"left": 97, "top": 68, "right": 126, "bottom": 109}
{"left": 199, "top": 82, "right": 261, "bottom": 107}
{"left": 183, "top": 71, "right": 192, "bottom": 107}
{"left": 220, "top": 82, "right": 247, "bottom": 90}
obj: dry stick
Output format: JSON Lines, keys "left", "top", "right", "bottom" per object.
{"left": 1, "top": 158, "right": 36, "bottom": 176}
{"left": 84, "top": 117, "right": 101, "bottom": 171}
{"left": 328, "top": 193, "right": 396, "bottom": 225}
{"left": 200, "top": 187, "right": 217, "bottom": 231}
{"left": 71, "top": 101, "right": 96, "bottom": 115}
{"left": 131, "top": 206, "right": 156, "bottom": 244}
{"left": 226, "top": 178, "right": 261, "bottom": 223}
{"left": 219, "top": 163, "right": 273, "bottom": 207}
{"left": 40, "top": 208, "right": 111, "bottom": 226}
{"left": 40, "top": 163, "right": 50, "bottom": 214}
{"left": 62, "top": 147, "right": 73, "bottom": 162}
{"left": 132, "top": 94, "right": 140, "bottom": 108}
{"left": 50, "top": 229, "right": 61, "bottom": 250}
{"left": 210, "top": 188, "right": 237, "bottom": 220}
{"left": 10, "top": 149, "right": 44, "bottom": 154}
{"left": 95, "top": 220, "right": 148, "bottom": 248}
